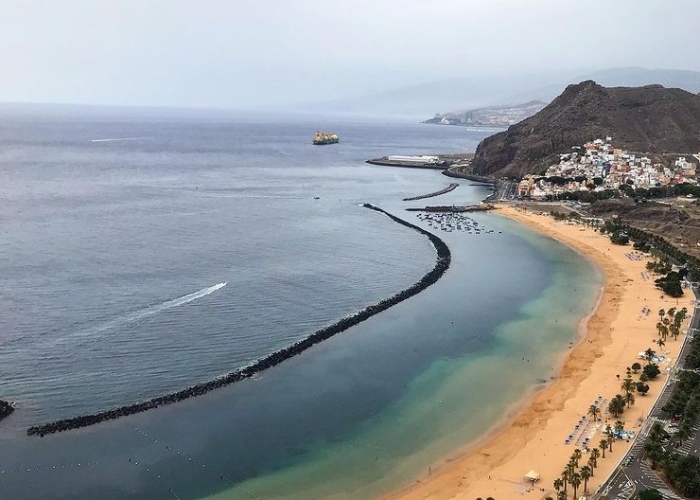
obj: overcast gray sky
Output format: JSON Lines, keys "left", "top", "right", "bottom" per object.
{"left": 1, "top": 0, "right": 699, "bottom": 109}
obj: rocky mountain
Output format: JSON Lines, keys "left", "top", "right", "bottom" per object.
{"left": 499, "top": 67, "right": 700, "bottom": 108}
{"left": 426, "top": 67, "right": 700, "bottom": 127}
{"left": 471, "top": 81, "right": 700, "bottom": 179}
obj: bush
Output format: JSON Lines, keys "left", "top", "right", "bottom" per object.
{"left": 639, "top": 489, "right": 663, "bottom": 500}
{"left": 643, "top": 364, "right": 662, "bottom": 379}
{"left": 610, "top": 231, "right": 629, "bottom": 245}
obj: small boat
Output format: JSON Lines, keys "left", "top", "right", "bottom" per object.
{"left": 313, "top": 131, "right": 339, "bottom": 145}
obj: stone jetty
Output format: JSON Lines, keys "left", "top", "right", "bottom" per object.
{"left": 26, "top": 204, "right": 451, "bottom": 437}
{"left": 405, "top": 204, "right": 494, "bottom": 213}
{"left": 402, "top": 183, "right": 459, "bottom": 201}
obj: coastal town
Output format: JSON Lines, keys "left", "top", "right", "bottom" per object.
{"left": 516, "top": 138, "right": 700, "bottom": 200}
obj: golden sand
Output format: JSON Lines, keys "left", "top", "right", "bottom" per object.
{"left": 384, "top": 204, "right": 692, "bottom": 500}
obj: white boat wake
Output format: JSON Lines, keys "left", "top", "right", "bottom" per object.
{"left": 90, "top": 137, "right": 149, "bottom": 142}
{"left": 107, "top": 282, "right": 228, "bottom": 328}
{"left": 41, "top": 282, "right": 228, "bottom": 349}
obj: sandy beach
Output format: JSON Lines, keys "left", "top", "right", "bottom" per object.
{"left": 385, "top": 204, "right": 694, "bottom": 500}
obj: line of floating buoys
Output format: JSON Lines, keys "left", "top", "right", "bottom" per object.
{"left": 132, "top": 426, "right": 262, "bottom": 500}
{"left": 27, "top": 204, "right": 451, "bottom": 437}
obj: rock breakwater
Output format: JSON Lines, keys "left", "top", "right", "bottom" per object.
{"left": 27, "top": 204, "right": 451, "bottom": 437}
{"left": 402, "top": 183, "right": 459, "bottom": 201}
{"left": 0, "top": 400, "right": 15, "bottom": 422}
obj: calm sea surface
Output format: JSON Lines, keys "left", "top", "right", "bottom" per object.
{"left": 0, "top": 107, "right": 602, "bottom": 500}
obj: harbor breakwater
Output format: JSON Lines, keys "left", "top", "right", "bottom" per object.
{"left": 402, "top": 183, "right": 459, "bottom": 201}
{"left": 27, "top": 204, "right": 451, "bottom": 437}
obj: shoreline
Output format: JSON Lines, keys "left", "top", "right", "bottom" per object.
{"left": 383, "top": 204, "right": 693, "bottom": 500}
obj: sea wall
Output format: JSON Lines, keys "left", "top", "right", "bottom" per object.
{"left": 441, "top": 167, "right": 494, "bottom": 185}
{"left": 402, "top": 183, "right": 459, "bottom": 201}
{"left": 27, "top": 205, "right": 451, "bottom": 437}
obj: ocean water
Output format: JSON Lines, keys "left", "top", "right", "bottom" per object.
{"left": 0, "top": 107, "right": 602, "bottom": 500}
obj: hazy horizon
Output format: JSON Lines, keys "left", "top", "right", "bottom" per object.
{"left": 1, "top": 0, "right": 699, "bottom": 111}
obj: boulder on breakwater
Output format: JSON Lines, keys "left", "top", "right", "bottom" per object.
{"left": 0, "top": 400, "right": 15, "bottom": 422}
{"left": 27, "top": 204, "right": 451, "bottom": 437}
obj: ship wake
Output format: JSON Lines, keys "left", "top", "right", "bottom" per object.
{"left": 42, "top": 282, "right": 228, "bottom": 348}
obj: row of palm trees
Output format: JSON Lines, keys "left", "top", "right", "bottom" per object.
{"left": 604, "top": 372, "right": 639, "bottom": 418}
{"left": 555, "top": 357, "right": 664, "bottom": 499}
{"left": 547, "top": 405, "right": 632, "bottom": 500}
{"left": 656, "top": 307, "right": 688, "bottom": 344}
{"left": 621, "top": 224, "right": 700, "bottom": 280}
{"left": 552, "top": 447, "right": 598, "bottom": 500}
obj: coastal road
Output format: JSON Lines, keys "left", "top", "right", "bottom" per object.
{"left": 491, "top": 179, "right": 517, "bottom": 201}
{"left": 593, "top": 286, "right": 700, "bottom": 500}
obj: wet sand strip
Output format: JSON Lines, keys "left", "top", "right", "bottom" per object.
{"left": 27, "top": 204, "right": 451, "bottom": 437}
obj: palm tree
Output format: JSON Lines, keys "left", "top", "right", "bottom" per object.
{"left": 561, "top": 469, "right": 569, "bottom": 492}
{"left": 614, "top": 393, "right": 626, "bottom": 408}
{"left": 624, "top": 391, "right": 636, "bottom": 408}
{"left": 667, "top": 307, "right": 676, "bottom": 320}
{"left": 659, "top": 308, "right": 665, "bottom": 322}
{"left": 570, "top": 472, "right": 582, "bottom": 498}
{"left": 663, "top": 317, "right": 670, "bottom": 331}
{"left": 644, "top": 348, "right": 656, "bottom": 365}
{"left": 669, "top": 323, "right": 680, "bottom": 341}
{"left": 657, "top": 337, "right": 666, "bottom": 349}
{"left": 558, "top": 490, "right": 568, "bottom": 500}
{"left": 588, "top": 404, "right": 601, "bottom": 422}
{"left": 599, "top": 439, "right": 607, "bottom": 458}
{"left": 580, "top": 465, "right": 592, "bottom": 493}
{"left": 678, "top": 421, "right": 693, "bottom": 446}
{"left": 605, "top": 425, "right": 615, "bottom": 452}
{"left": 656, "top": 321, "right": 666, "bottom": 339}
{"left": 608, "top": 396, "right": 625, "bottom": 417}
{"left": 572, "top": 448, "right": 582, "bottom": 467}
{"left": 614, "top": 420, "right": 625, "bottom": 436}
{"left": 621, "top": 377, "right": 636, "bottom": 396}
{"left": 566, "top": 459, "right": 576, "bottom": 477}
{"left": 587, "top": 456, "right": 596, "bottom": 476}
{"left": 554, "top": 478, "right": 564, "bottom": 493}
{"left": 590, "top": 447, "right": 600, "bottom": 467}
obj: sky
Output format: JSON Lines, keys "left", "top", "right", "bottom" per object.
{"left": 1, "top": 0, "right": 699, "bottom": 109}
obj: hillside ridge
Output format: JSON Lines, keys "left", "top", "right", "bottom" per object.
{"left": 470, "top": 81, "right": 700, "bottom": 179}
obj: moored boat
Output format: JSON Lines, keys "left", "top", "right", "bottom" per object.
{"left": 313, "top": 131, "right": 339, "bottom": 145}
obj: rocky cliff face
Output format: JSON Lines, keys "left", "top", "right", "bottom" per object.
{"left": 471, "top": 81, "right": 700, "bottom": 178}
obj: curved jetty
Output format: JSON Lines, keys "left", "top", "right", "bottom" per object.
{"left": 402, "top": 183, "right": 459, "bottom": 201}
{"left": 27, "top": 205, "right": 451, "bottom": 436}
{"left": 406, "top": 203, "right": 494, "bottom": 213}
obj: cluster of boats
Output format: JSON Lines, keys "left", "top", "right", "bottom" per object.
{"left": 414, "top": 212, "right": 501, "bottom": 235}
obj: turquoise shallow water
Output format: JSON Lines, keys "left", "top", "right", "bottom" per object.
{"left": 199, "top": 215, "right": 604, "bottom": 500}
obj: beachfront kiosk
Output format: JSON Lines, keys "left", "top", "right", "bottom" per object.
{"left": 524, "top": 470, "right": 540, "bottom": 483}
